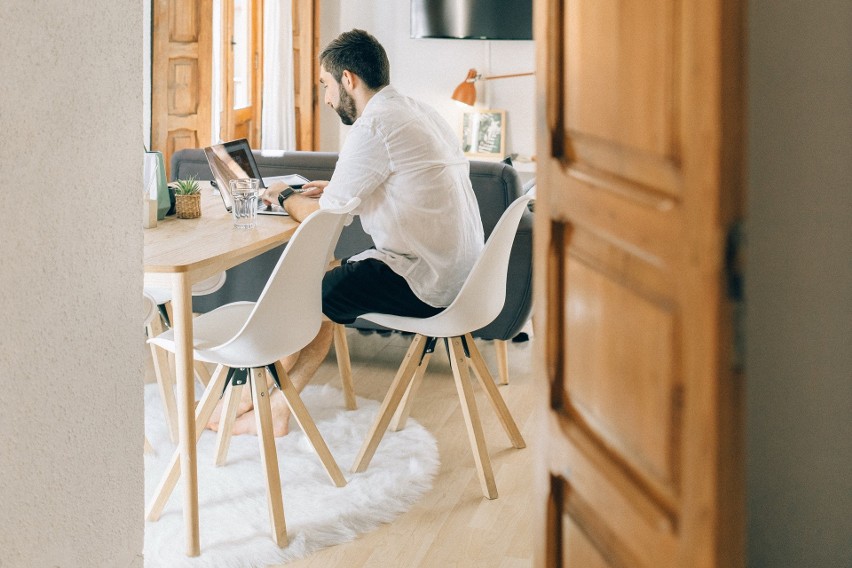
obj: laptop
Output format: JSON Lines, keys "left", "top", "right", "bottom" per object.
{"left": 203, "top": 139, "right": 310, "bottom": 216}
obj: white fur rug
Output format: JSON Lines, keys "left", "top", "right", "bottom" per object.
{"left": 144, "top": 382, "right": 439, "bottom": 567}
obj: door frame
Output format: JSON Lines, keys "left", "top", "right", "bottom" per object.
{"left": 219, "top": 0, "right": 264, "bottom": 145}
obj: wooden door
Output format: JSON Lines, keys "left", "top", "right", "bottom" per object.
{"left": 220, "top": 0, "right": 263, "bottom": 144}
{"left": 533, "top": 1, "right": 746, "bottom": 567}
{"left": 292, "top": 0, "right": 319, "bottom": 150}
{"left": 152, "top": 0, "right": 213, "bottom": 179}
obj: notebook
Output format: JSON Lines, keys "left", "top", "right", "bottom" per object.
{"left": 203, "top": 139, "right": 310, "bottom": 216}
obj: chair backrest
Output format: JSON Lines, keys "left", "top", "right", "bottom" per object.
{"left": 211, "top": 199, "right": 358, "bottom": 363}
{"left": 438, "top": 195, "right": 533, "bottom": 334}
{"left": 142, "top": 291, "right": 159, "bottom": 327}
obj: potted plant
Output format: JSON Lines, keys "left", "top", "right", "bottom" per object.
{"left": 173, "top": 175, "right": 202, "bottom": 219}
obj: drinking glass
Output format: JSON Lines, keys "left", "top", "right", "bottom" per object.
{"left": 230, "top": 178, "right": 259, "bottom": 229}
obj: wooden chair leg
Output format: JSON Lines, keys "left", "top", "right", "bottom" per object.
{"left": 251, "top": 368, "right": 288, "bottom": 548}
{"left": 448, "top": 336, "right": 498, "bottom": 500}
{"left": 163, "top": 300, "right": 175, "bottom": 329}
{"left": 146, "top": 364, "right": 229, "bottom": 522}
{"left": 193, "top": 360, "right": 212, "bottom": 387}
{"left": 495, "top": 339, "right": 509, "bottom": 385}
{"left": 465, "top": 334, "right": 526, "bottom": 449}
{"left": 144, "top": 436, "right": 155, "bottom": 454}
{"left": 273, "top": 360, "right": 347, "bottom": 487}
{"left": 148, "top": 317, "right": 179, "bottom": 444}
{"left": 214, "top": 378, "right": 245, "bottom": 466}
{"left": 333, "top": 323, "right": 356, "bottom": 410}
{"left": 389, "top": 349, "right": 433, "bottom": 432}
{"left": 351, "top": 334, "right": 428, "bottom": 473}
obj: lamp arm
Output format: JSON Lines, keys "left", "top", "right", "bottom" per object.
{"left": 481, "top": 72, "right": 535, "bottom": 81}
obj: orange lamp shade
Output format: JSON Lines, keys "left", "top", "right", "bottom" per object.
{"left": 451, "top": 69, "right": 479, "bottom": 106}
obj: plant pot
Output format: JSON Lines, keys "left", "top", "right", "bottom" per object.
{"left": 175, "top": 194, "right": 201, "bottom": 219}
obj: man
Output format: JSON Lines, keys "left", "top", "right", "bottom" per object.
{"left": 209, "top": 28, "right": 484, "bottom": 436}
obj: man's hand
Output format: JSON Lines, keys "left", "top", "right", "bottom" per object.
{"left": 299, "top": 180, "right": 329, "bottom": 197}
{"left": 284, "top": 179, "right": 326, "bottom": 222}
{"left": 261, "top": 181, "right": 289, "bottom": 206}
{"left": 260, "top": 179, "right": 327, "bottom": 221}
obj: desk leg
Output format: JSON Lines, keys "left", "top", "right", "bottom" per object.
{"left": 172, "top": 273, "right": 200, "bottom": 556}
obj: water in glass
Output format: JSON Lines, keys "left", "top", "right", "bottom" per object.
{"left": 230, "top": 178, "right": 259, "bottom": 229}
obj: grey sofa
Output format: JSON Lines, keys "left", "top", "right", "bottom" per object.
{"left": 170, "top": 149, "right": 533, "bottom": 342}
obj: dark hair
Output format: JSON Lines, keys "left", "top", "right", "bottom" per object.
{"left": 320, "top": 29, "right": 390, "bottom": 90}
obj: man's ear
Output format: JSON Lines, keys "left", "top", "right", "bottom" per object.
{"left": 341, "top": 69, "right": 357, "bottom": 91}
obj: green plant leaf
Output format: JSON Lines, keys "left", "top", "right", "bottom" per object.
{"left": 174, "top": 174, "right": 201, "bottom": 195}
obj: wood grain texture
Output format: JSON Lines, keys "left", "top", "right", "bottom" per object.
{"left": 214, "top": 378, "right": 242, "bottom": 466}
{"left": 152, "top": 0, "right": 212, "bottom": 178}
{"left": 252, "top": 367, "right": 288, "bottom": 547}
{"left": 292, "top": 0, "right": 318, "bottom": 150}
{"left": 148, "top": 315, "right": 179, "bottom": 443}
{"left": 534, "top": 0, "right": 746, "bottom": 565}
{"left": 143, "top": 186, "right": 298, "bottom": 285}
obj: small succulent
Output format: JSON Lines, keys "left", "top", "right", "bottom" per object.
{"left": 173, "top": 174, "right": 201, "bottom": 195}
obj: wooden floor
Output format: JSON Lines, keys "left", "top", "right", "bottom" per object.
{"left": 283, "top": 329, "right": 537, "bottom": 568}
{"left": 147, "top": 327, "right": 538, "bottom": 567}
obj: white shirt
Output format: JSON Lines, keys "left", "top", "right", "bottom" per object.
{"left": 319, "top": 86, "right": 484, "bottom": 307}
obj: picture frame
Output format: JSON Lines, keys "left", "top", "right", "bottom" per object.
{"left": 462, "top": 109, "right": 506, "bottom": 157}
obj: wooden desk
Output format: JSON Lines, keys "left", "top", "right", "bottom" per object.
{"left": 144, "top": 186, "right": 298, "bottom": 556}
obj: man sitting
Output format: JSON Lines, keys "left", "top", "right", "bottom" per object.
{"left": 208, "top": 28, "right": 484, "bottom": 436}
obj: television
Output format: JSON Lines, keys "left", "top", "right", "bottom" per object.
{"left": 410, "top": 0, "right": 533, "bottom": 41}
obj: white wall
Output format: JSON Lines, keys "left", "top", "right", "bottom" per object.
{"left": 0, "top": 2, "right": 143, "bottom": 566}
{"left": 746, "top": 1, "right": 852, "bottom": 567}
{"left": 318, "top": 0, "right": 536, "bottom": 163}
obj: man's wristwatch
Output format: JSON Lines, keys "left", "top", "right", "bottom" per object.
{"left": 277, "top": 187, "right": 295, "bottom": 207}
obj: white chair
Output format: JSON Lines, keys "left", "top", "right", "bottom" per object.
{"left": 142, "top": 291, "right": 161, "bottom": 455}
{"left": 144, "top": 271, "right": 228, "bottom": 313}
{"left": 145, "top": 201, "right": 357, "bottom": 548}
{"left": 144, "top": 272, "right": 228, "bottom": 443}
{"left": 350, "top": 195, "right": 531, "bottom": 500}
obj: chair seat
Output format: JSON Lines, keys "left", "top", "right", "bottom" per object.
{"left": 149, "top": 301, "right": 270, "bottom": 367}
{"left": 360, "top": 308, "right": 478, "bottom": 339}
{"left": 145, "top": 271, "right": 228, "bottom": 305}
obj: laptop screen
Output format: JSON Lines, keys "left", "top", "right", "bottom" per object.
{"left": 204, "top": 139, "right": 265, "bottom": 211}
{"left": 204, "top": 139, "right": 309, "bottom": 214}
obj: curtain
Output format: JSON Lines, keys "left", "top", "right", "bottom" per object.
{"left": 261, "top": 0, "right": 296, "bottom": 150}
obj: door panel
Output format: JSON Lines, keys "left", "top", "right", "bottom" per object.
{"left": 292, "top": 0, "right": 318, "bottom": 150}
{"left": 152, "top": 0, "right": 212, "bottom": 178}
{"left": 220, "top": 0, "right": 262, "bottom": 145}
{"left": 535, "top": 0, "right": 746, "bottom": 566}
{"left": 564, "top": 521, "right": 611, "bottom": 568}
{"left": 167, "top": 128, "right": 199, "bottom": 159}
{"left": 565, "top": 0, "right": 681, "bottom": 197}
{"left": 566, "top": 254, "right": 681, "bottom": 493}
{"left": 560, "top": 476, "right": 665, "bottom": 568}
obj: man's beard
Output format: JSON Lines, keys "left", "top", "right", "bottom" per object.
{"left": 335, "top": 86, "right": 357, "bottom": 125}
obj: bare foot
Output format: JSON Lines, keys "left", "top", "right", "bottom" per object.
{"left": 231, "top": 388, "right": 291, "bottom": 437}
{"left": 206, "top": 383, "right": 254, "bottom": 432}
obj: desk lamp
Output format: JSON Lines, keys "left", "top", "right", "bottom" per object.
{"left": 451, "top": 68, "right": 535, "bottom": 106}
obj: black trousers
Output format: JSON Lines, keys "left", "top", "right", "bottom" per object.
{"left": 322, "top": 258, "right": 444, "bottom": 325}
